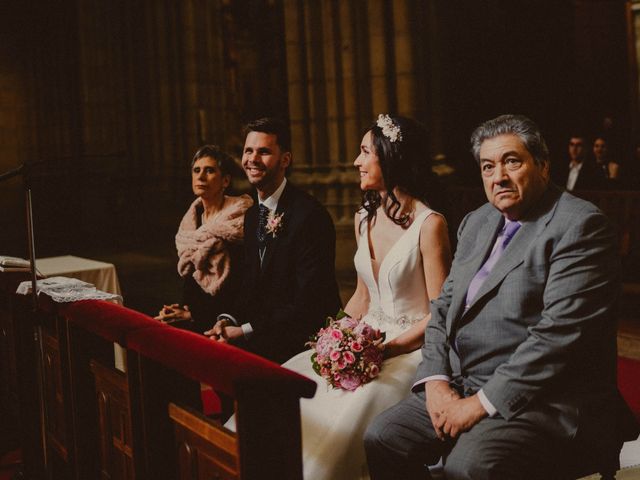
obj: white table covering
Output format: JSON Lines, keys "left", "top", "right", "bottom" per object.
{"left": 36, "top": 255, "right": 121, "bottom": 296}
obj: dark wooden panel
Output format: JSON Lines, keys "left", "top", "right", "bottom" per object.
{"left": 0, "top": 285, "right": 20, "bottom": 454}
{"left": 42, "top": 329, "right": 68, "bottom": 461}
{"left": 168, "top": 390, "right": 305, "bottom": 480}
{"left": 129, "top": 353, "right": 201, "bottom": 480}
{"left": 91, "top": 360, "right": 135, "bottom": 480}
{"left": 169, "top": 403, "right": 239, "bottom": 480}
{"left": 11, "top": 294, "right": 46, "bottom": 479}
{"left": 64, "top": 320, "right": 113, "bottom": 480}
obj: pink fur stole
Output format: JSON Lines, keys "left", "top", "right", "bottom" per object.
{"left": 175, "top": 194, "right": 253, "bottom": 296}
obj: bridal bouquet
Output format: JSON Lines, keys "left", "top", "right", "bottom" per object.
{"left": 307, "top": 311, "right": 385, "bottom": 391}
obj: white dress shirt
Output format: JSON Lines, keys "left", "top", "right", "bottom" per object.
{"left": 566, "top": 161, "right": 583, "bottom": 191}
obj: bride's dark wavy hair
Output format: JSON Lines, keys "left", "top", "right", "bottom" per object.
{"left": 359, "top": 115, "right": 445, "bottom": 231}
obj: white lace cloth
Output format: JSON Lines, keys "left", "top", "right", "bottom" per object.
{"left": 16, "top": 276, "right": 122, "bottom": 303}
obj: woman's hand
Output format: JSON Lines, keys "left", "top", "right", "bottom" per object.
{"left": 155, "top": 304, "right": 192, "bottom": 323}
{"left": 379, "top": 342, "right": 402, "bottom": 360}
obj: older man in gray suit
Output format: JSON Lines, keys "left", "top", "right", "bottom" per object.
{"left": 365, "top": 114, "right": 638, "bottom": 479}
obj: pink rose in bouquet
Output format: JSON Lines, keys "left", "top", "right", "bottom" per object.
{"left": 307, "top": 311, "right": 386, "bottom": 391}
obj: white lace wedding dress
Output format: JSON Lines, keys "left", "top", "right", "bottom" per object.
{"left": 281, "top": 208, "right": 437, "bottom": 479}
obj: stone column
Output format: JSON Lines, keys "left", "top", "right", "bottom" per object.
{"left": 283, "top": 0, "right": 424, "bottom": 225}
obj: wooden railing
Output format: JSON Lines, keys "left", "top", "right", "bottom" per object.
{"left": 5, "top": 296, "right": 315, "bottom": 480}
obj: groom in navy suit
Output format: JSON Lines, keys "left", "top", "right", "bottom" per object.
{"left": 206, "top": 117, "right": 341, "bottom": 363}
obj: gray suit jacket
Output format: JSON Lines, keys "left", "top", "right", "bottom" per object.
{"left": 415, "top": 185, "right": 627, "bottom": 439}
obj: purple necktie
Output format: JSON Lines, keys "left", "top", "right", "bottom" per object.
{"left": 465, "top": 220, "right": 521, "bottom": 307}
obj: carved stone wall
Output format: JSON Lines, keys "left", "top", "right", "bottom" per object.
{"left": 283, "top": 0, "right": 436, "bottom": 226}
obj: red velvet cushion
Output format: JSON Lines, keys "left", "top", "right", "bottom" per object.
{"left": 126, "top": 325, "right": 316, "bottom": 398}
{"left": 200, "top": 386, "right": 221, "bottom": 416}
{"left": 59, "top": 300, "right": 166, "bottom": 345}
{"left": 618, "top": 356, "right": 640, "bottom": 422}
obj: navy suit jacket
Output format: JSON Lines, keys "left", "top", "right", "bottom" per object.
{"left": 232, "top": 182, "right": 341, "bottom": 363}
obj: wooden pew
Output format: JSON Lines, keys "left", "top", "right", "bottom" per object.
{"left": 14, "top": 298, "right": 315, "bottom": 480}
{"left": 0, "top": 273, "right": 52, "bottom": 479}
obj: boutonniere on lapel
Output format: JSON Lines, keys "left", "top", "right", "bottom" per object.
{"left": 265, "top": 210, "right": 284, "bottom": 238}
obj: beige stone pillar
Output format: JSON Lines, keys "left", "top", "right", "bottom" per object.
{"left": 283, "top": 0, "right": 422, "bottom": 224}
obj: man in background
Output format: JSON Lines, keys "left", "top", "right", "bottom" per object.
{"left": 553, "top": 133, "right": 597, "bottom": 191}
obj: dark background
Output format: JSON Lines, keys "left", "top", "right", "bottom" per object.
{"left": 0, "top": 0, "right": 636, "bottom": 312}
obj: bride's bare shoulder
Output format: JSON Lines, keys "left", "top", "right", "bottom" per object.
{"left": 353, "top": 208, "right": 369, "bottom": 241}
{"left": 419, "top": 211, "right": 449, "bottom": 253}
{"left": 413, "top": 200, "right": 429, "bottom": 215}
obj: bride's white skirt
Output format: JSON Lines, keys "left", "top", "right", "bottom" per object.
{"left": 282, "top": 347, "right": 422, "bottom": 480}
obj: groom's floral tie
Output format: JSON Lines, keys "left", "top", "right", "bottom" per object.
{"left": 257, "top": 204, "right": 270, "bottom": 267}
{"left": 257, "top": 204, "right": 269, "bottom": 245}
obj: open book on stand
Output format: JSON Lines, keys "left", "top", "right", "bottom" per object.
{"left": 0, "top": 255, "right": 31, "bottom": 272}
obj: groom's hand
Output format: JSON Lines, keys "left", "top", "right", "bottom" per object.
{"left": 205, "top": 320, "right": 243, "bottom": 343}
{"left": 437, "top": 395, "right": 487, "bottom": 439}
{"left": 425, "top": 380, "right": 460, "bottom": 440}
{"left": 219, "top": 326, "right": 243, "bottom": 342}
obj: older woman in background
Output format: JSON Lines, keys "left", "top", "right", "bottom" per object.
{"left": 156, "top": 145, "right": 253, "bottom": 333}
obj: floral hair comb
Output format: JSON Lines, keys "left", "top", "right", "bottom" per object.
{"left": 376, "top": 114, "right": 402, "bottom": 142}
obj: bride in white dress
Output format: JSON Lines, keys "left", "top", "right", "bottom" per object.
{"left": 281, "top": 115, "right": 452, "bottom": 479}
